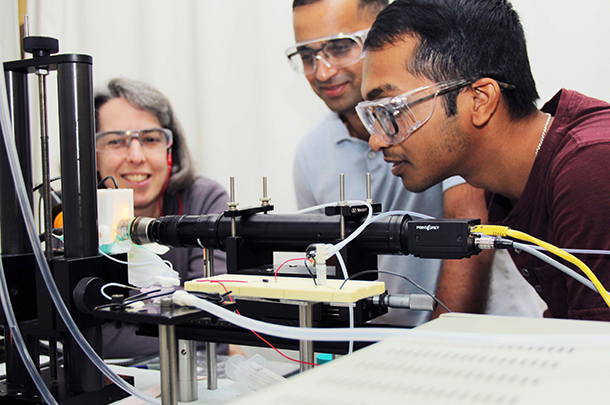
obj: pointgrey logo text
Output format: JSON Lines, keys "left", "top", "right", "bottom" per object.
{"left": 416, "top": 225, "right": 440, "bottom": 231}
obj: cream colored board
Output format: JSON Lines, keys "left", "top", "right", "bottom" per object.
{"left": 184, "top": 274, "right": 385, "bottom": 303}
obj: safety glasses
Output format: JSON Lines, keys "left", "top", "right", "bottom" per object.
{"left": 95, "top": 128, "right": 173, "bottom": 153}
{"left": 285, "top": 29, "right": 369, "bottom": 75}
{"left": 356, "top": 78, "right": 515, "bottom": 144}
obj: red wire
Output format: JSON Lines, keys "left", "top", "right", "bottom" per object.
{"left": 274, "top": 257, "right": 311, "bottom": 281}
{"left": 208, "top": 280, "right": 319, "bottom": 367}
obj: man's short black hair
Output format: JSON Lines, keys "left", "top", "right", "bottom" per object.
{"left": 364, "top": 0, "right": 539, "bottom": 120}
{"left": 293, "top": 0, "right": 388, "bottom": 15}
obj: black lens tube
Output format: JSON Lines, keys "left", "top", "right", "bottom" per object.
{"left": 133, "top": 213, "right": 410, "bottom": 255}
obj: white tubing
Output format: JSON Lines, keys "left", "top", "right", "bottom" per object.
{"left": 366, "top": 210, "right": 435, "bottom": 220}
{"left": 513, "top": 242, "right": 599, "bottom": 293}
{"left": 172, "top": 290, "right": 610, "bottom": 347}
{"left": 526, "top": 244, "right": 610, "bottom": 256}
{"left": 335, "top": 251, "right": 354, "bottom": 354}
{"left": 327, "top": 209, "right": 435, "bottom": 258}
{"left": 0, "top": 257, "right": 58, "bottom": 404}
{"left": 0, "top": 47, "right": 160, "bottom": 405}
{"left": 326, "top": 200, "right": 373, "bottom": 258}
{"left": 0, "top": 46, "right": 58, "bottom": 405}
{"left": 293, "top": 202, "right": 435, "bottom": 260}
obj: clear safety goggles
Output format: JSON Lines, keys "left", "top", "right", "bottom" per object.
{"left": 95, "top": 128, "right": 173, "bottom": 153}
{"left": 356, "top": 78, "right": 514, "bottom": 145}
{"left": 285, "top": 29, "right": 369, "bottom": 75}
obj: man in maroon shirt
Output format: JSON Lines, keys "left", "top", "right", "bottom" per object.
{"left": 358, "top": 0, "right": 610, "bottom": 321}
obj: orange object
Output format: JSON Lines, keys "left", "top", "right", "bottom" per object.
{"left": 53, "top": 211, "right": 63, "bottom": 229}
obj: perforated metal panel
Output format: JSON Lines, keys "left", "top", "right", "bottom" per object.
{"left": 228, "top": 316, "right": 610, "bottom": 405}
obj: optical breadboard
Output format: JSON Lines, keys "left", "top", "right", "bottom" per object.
{"left": 227, "top": 314, "right": 610, "bottom": 405}
{"left": 184, "top": 275, "right": 385, "bottom": 302}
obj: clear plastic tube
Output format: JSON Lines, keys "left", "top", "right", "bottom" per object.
{"left": 334, "top": 251, "right": 354, "bottom": 354}
{"left": 0, "top": 46, "right": 160, "bottom": 405}
{"left": 0, "top": 258, "right": 58, "bottom": 404}
{"left": 172, "top": 290, "right": 610, "bottom": 347}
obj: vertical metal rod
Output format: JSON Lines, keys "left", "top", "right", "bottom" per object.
{"left": 178, "top": 340, "right": 198, "bottom": 402}
{"left": 203, "top": 248, "right": 218, "bottom": 389}
{"left": 229, "top": 176, "right": 236, "bottom": 237}
{"left": 159, "top": 324, "right": 178, "bottom": 405}
{"left": 339, "top": 173, "right": 346, "bottom": 240}
{"left": 23, "top": 15, "right": 29, "bottom": 38}
{"left": 36, "top": 71, "right": 53, "bottom": 260}
{"left": 206, "top": 342, "right": 218, "bottom": 390}
{"left": 298, "top": 302, "right": 314, "bottom": 372}
{"left": 260, "top": 176, "right": 271, "bottom": 207}
{"left": 203, "top": 248, "right": 215, "bottom": 279}
{"left": 159, "top": 297, "right": 178, "bottom": 405}
{"left": 230, "top": 176, "right": 235, "bottom": 203}
{"left": 366, "top": 173, "right": 373, "bottom": 201}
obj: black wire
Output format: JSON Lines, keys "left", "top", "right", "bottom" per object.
{"left": 339, "top": 269, "right": 452, "bottom": 313}
{"left": 32, "top": 176, "right": 61, "bottom": 193}
{"left": 303, "top": 258, "right": 318, "bottom": 286}
{"left": 94, "top": 288, "right": 164, "bottom": 310}
{"left": 98, "top": 175, "right": 119, "bottom": 189}
{"left": 96, "top": 288, "right": 231, "bottom": 311}
{"left": 120, "top": 290, "right": 174, "bottom": 305}
{"left": 189, "top": 290, "right": 229, "bottom": 304}
{"left": 123, "top": 288, "right": 161, "bottom": 303}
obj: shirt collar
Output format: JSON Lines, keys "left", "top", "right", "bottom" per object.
{"left": 326, "top": 112, "right": 369, "bottom": 146}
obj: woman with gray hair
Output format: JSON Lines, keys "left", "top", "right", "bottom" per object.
{"left": 95, "top": 78, "right": 230, "bottom": 358}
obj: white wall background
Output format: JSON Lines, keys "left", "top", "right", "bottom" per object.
{"left": 0, "top": 0, "right": 19, "bottom": 61}
{"left": 2, "top": 0, "right": 610, "bottom": 213}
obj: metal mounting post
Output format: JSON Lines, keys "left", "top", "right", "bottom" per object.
{"left": 299, "top": 302, "right": 314, "bottom": 372}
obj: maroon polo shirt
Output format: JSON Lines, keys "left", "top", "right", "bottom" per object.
{"left": 487, "top": 89, "right": 610, "bottom": 321}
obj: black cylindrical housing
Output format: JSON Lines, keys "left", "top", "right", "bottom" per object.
{"left": 63, "top": 326, "right": 104, "bottom": 392}
{"left": 57, "top": 61, "right": 99, "bottom": 258}
{"left": 1, "top": 71, "right": 33, "bottom": 255}
{"left": 143, "top": 213, "right": 410, "bottom": 255}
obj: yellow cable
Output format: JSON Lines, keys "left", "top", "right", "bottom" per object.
{"left": 472, "top": 225, "right": 610, "bottom": 310}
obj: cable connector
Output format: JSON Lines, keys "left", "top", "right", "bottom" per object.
{"left": 471, "top": 225, "right": 510, "bottom": 237}
{"left": 371, "top": 293, "right": 436, "bottom": 311}
{"left": 306, "top": 244, "right": 330, "bottom": 286}
{"left": 474, "top": 236, "right": 496, "bottom": 250}
{"left": 474, "top": 236, "right": 514, "bottom": 250}
{"left": 493, "top": 238, "right": 514, "bottom": 250}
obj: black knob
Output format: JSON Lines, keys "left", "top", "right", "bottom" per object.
{"left": 23, "top": 36, "right": 59, "bottom": 58}
{"left": 73, "top": 277, "right": 107, "bottom": 314}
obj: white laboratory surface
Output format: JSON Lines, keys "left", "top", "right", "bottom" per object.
{"left": 224, "top": 313, "right": 610, "bottom": 405}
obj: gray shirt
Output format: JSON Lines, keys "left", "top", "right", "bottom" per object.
{"left": 294, "top": 113, "right": 463, "bottom": 326}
